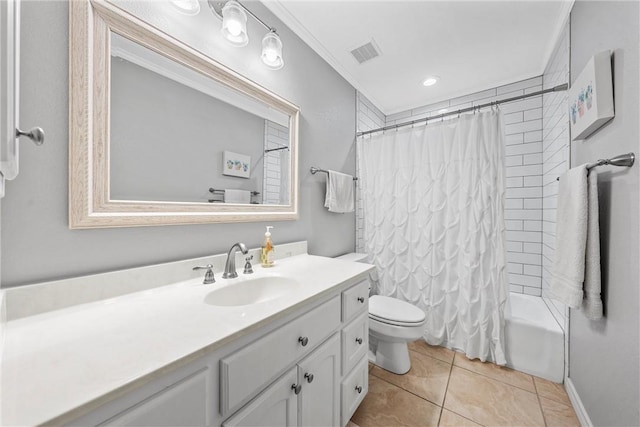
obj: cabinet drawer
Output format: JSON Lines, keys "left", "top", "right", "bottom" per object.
{"left": 340, "top": 356, "right": 368, "bottom": 426}
{"left": 342, "top": 280, "right": 369, "bottom": 323}
{"left": 341, "top": 312, "right": 368, "bottom": 375}
{"left": 221, "top": 296, "right": 341, "bottom": 416}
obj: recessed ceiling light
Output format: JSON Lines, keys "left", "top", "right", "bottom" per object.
{"left": 423, "top": 76, "right": 439, "bottom": 87}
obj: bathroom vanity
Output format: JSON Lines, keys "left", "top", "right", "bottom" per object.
{"left": 1, "top": 244, "right": 373, "bottom": 426}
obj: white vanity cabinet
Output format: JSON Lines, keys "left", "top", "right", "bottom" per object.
{"left": 66, "top": 277, "right": 370, "bottom": 427}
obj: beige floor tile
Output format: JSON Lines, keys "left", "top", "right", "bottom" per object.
{"left": 346, "top": 421, "right": 360, "bottom": 427}
{"left": 539, "top": 396, "right": 581, "bottom": 426}
{"left": 453, "top": 352, "right": 535, "bottom": 392}
{"left": 370, "top": 350, "right": 451, "bottom": 405}
{"left": 438, "top": 409, "right": 482, "bottom": 427}
{"left": 351, "top": 375, "right": 442, "bottom": 427}
{"left": 444, "top": 366, "right": 544, "bottom": 426}
{"left": 409, "top": 340, "right": 455, "bottom": 364}
{"left": 534, "top": 376, "right": 572, "bottom": 406}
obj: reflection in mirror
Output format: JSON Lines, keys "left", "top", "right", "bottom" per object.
{"left": 109, "top": 32, "right": 290, "bottom": 205}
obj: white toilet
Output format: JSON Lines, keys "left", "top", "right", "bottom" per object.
{"left": 336, "top": 253, "right": 426, "bottom": 375}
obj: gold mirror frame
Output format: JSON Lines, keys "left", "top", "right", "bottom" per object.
{"left": 69, "top": 0, "right": 299, "bottom": 229}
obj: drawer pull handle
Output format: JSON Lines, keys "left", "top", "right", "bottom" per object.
{"left": 292, "top": 383, "right": 302, "bottom": 395}
{"left": 304, "top": 373, "right": 314, "bottom": 383}
{"left": 298, "top": 336, "right": 309, "bottom": 347}
{"left": 355, "top": 385, "right": 363, "bottom": 394}
{"left": 357, "top": 297, "right": 365, "bottom": 303}
{"left": 355, "top": 337, "right": 363, "bottom": 345}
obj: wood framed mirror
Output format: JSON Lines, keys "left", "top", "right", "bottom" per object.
{"left": 69, "top": 0, "right": 299, "bottom": 229}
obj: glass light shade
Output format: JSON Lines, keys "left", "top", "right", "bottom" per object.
{"left": 261, "top": 31, "right": 284, "bottom": 70}
{"left": 221, "top": 1, "right": 248, "bottom": 47}
{"left": 169, "top": 0, "right": 201, "bottom": 16}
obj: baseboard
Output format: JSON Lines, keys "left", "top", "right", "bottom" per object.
{"left": 565, "top": 377, "right": 593, "bottom": 427}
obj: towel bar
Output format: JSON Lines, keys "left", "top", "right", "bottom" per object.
{"left": 310, "top": 166, "right": 358, "bottom": 181}
{"left": 556, "top": 152, "right": 635, "bottom": 181}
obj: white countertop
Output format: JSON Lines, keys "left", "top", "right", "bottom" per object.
{"left": 1, "top": 254, "right": 373, "bottom": 426}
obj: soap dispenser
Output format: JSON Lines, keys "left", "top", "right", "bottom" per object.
{"left": 261, "top": 226, "right": 275, "bottom": 267}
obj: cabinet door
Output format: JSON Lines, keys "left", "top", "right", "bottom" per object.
{"left": 223, "top": 368, "right": 299, "bottom": 427}
{"left": 298, "top": 334, "right": 340, "bottom": 427}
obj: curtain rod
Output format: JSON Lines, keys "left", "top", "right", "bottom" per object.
{"left": 357, "top": 83, "right": 569, "bottom": 137}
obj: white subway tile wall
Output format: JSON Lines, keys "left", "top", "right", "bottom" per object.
{"left": 355, "top": 93, "right": 386, "bottom": 253}
{"left": 262, "top": 121, "right": 289, "bottom": 204}
{"left": 542, "top": 23, "right": 570, "bottom": 331}
{"left": 357, "top": 77, "right": 545, "bottom": 295}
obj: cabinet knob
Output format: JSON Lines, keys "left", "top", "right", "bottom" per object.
{"left": 304, "top": 372, "right": 314, "bottom": 383}
{"left": 292, "top": 383, "right": 302, "bottom": 395}
{"left": 357, "top": 297, "right": 365, "bottom": 303}
{"left": 355, "top": 337, "right": 363, "bottom": 345}
{"left": 355, "top": 385, "right": 363, "bottom": 394}
{"left": 298, "top": 336, "right": 309, "bottom": 347}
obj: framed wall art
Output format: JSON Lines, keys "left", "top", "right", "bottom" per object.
{"left": 569, "top": 50, "right": 614, "bottom": 141}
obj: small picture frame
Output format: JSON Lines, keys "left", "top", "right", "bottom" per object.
{"left": 222, "top": 151, "right": 251, "bottom": 179}
{"left": 569, "top": 50, "right": 615, "bottom": 141}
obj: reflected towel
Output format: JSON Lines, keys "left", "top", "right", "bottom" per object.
{"left": 224, "top": 189, "right": 251, "bottom": 204}
{"left": 550, "top": 165, "right": 603, "bottom": 319}
{"left": 324, "top": 170, "right": 354, "bottom": 213}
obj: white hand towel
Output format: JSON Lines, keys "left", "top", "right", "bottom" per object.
{"left": 324, "top": 170, "right": 354, "bottom": 213}
{"left": 550, "top": 165, "right": 603, "bottom": 319}
{"left": 583, "top": 169, "right": 603, "bottom": 319}
{"left": 224, "top": 189, "right": 251, "bottom": 204}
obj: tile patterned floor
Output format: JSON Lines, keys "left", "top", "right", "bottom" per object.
{"left": 350, "top": 341, "right": 580, "bottom": 427}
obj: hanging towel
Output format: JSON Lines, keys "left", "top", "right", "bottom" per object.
{"left": 324, "top": 170, "right": 354, "bottom": 213}
{"left": 224, "top": 189, "right": 251, "bottom": 204}
{"left": 550, "top": 165, "right": 603, "bottom": 319}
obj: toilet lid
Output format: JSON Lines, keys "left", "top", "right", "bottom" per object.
{"left": 369, "top": 295, "right": 426, "bottom": 324}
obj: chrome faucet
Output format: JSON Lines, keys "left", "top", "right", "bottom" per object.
{"left": 222, "top": 242, "right": 248, "bottom": 279}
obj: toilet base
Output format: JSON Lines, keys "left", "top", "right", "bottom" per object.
{"left": 374, "top": 341, "right": 411, "bottom": 374}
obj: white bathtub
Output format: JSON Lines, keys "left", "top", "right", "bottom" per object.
{"left": 505, "top": 293, "right": 564, "bottom": 382}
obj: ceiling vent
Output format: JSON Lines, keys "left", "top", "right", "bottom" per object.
{"left": 350, "top": 40, "right": 381, "bottom": 64}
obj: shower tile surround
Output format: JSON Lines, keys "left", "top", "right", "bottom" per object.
{"left": 356, "top": 76, "right": 546, "bottom": 296}
{"left": 262, "top": 121, "right": 289, "bottom": 204}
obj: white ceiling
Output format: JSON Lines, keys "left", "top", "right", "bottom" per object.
{"left": 263, "top": 0, "right": 573, "bottom": 115}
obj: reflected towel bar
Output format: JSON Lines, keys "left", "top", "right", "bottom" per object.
{"left": 310, "top": 166, "right": 358, "bottom": 181}
{"left": 556, "top": 152, "right": 635, "bottom": 181}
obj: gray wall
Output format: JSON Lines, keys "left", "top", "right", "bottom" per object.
{"left": 1, "top": 0, "right": 356, "bottom": 288}
{"left": 569, "top": 1, "right": 639, "bottom": 425}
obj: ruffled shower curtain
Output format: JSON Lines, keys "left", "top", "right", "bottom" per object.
{"left": 357, "top": 111, "right": 508, "bottom": 364}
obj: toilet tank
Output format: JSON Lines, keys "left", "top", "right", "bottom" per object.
{"left": 335, "top": 252, "right": 368, "bottom": 263}
{"left": 335, "top": 253, "right": 376, "bottom": 293}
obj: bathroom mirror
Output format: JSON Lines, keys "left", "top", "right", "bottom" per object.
{"left": 69, "top": 0, "right": 299, "bottom": 228}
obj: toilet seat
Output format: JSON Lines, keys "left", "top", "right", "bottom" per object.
{"left": 369, "top": 295, "right": 426, "bottom": 326}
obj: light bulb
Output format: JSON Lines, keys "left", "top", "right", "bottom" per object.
{"left": 226, "top": 20, "right": 242, "bottom": 37}
{"left": 264, "top": 49, "right": 278, "bottom": 63}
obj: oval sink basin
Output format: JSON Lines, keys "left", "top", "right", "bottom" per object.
{"left": 204, "top": 276, "right": 301, "bottom": 307}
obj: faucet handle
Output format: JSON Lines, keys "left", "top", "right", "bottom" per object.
{"left": 243, "top": 255, "right": 254, "bottom": 275}
{"left": 193, "top": 264, "right": 215, "bottom": 284}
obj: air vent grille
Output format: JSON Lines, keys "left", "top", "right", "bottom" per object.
{"left": 350, "top": 41, "right": 380, "bottom": 64}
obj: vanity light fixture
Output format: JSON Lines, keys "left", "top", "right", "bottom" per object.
{"left": 221, "top": 0, "right": 249, "bottom": 47}
{"left": 262, "top": 30, "right": 284, "bottom": 70}
{"left": 169, "top": 0, "right": 201, "bottom": 16}
{"left": 423, "top": 76, "right": 439, "bottom": 87}
{"left": 208, "top": 0, "right": 284, "bottom": 69}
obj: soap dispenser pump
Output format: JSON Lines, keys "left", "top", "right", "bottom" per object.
{"left": 261, "top": 226, "right": 275, "bottom": 267}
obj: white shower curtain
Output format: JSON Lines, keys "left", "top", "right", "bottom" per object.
{"left": 357, "top": 110, "right": 508, "bottom": 364}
